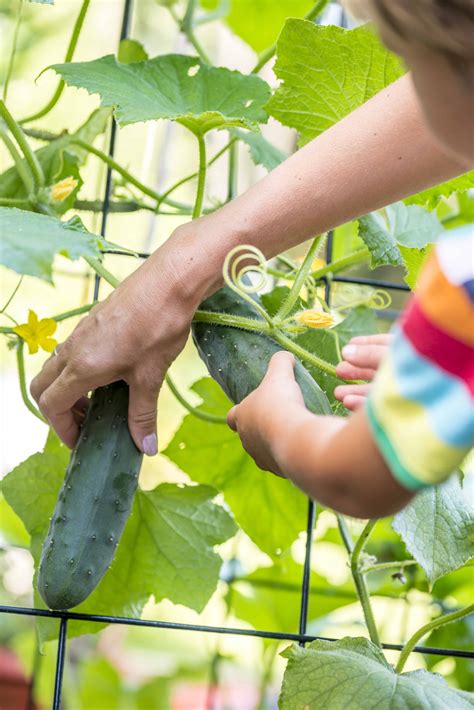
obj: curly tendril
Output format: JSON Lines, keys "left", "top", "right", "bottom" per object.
{"left": 222, "top": 245, "right": 273, "bottom": 324}
{"left": 335, "top": 284, "right": 392, "bottom": 312}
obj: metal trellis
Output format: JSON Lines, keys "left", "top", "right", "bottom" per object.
{"left": 1, "top": 1, "right": 473, "bottom": 708}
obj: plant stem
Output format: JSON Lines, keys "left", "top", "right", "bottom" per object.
{"left": 193, "top": 309, "right": 271, "bottom": 333}
{"left": 337, "top": 515, "right": 381, "bottom": 647}
{"left": 0, "top": 126, "right": 35, "bottom": 194}
{"left": 0, "top": 196, "right": 30, "bottom": 207}
{"left": 273, "top": 331, "right": 339, "bottom": 378}
{"left": 364, "top": 560, "right": 418, "bottom": 574}
{"left": 227, "top": 136, "right": 238, "bottom": 202}
{"left": 311, "top": 248, "right": 370, "bottom": 280}
{"left": 16, "top": 340, "right": 47, "bottom": 423}
{"left": 53, "top": 303, "right": 94, "bottom": 322}
{"left": 192, "top": 134, "right": 207, "bottom": 219}
{"left": 165, "top": 374, "right": 227, "bottom": 424}
{"left": 74, "top": 198, "right": 191, "bottom": 215}
{"left": 22, "top": 127, "right": 62, "bottom": 142}
{"left": 251, "top": 0, "right": 330, "bottom": 74}
{"left": 181, "top": 0, "right": 210, "bottom": 64}
{"left": 395, "top": 603, "right": 474, "bottom": 673}
{"left": 0, "top": 100, "right": 44, "bottom": 188}
{"left": 3, "top": 0, "right": 23, "bottom": 103}
{"left": 83, "top": 256, "right": 120, "bottom": 288}
{"left": 275, "top": 236, "right": 322, "bottom": 321}
{"left": 20, "top": 0, "right": 91, "bottom": 124}
{"left": 0, "top": 275, "right": 23, "bottom": 313}
{"left": 72, "top": 138, "right": 162, "bottom": 204}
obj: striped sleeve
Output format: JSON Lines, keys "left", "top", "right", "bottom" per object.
{"left": 366, "top": 225, "right": 474, "bottom": 490}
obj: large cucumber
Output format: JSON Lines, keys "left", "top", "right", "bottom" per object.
{"left": 192, "top": 287, "right": 332, "bottom": 415}
{"left": 38, "top": 381, "right": 143, "bottom": 610}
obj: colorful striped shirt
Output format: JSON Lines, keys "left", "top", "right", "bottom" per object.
{"left": 367, "top": 224, "right": 474, "bottom": 490}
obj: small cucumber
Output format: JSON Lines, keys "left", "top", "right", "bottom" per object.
{"left": 193, "top": 287, "right": 332, "bottom": 415}
{"left": 38, "top": 381, "right": 143, "bottom": 610}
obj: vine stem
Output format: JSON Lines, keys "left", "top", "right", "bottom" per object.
{"left": 0, "top": 125, "right": 35, "bottom": 194}
{"left": 83, "top": 256, "right": 120, "bottom": 288}
{"left": 311, "top": 248, "right": 370, "bottom": 280}
{"left": 0, "top": 275, "right": 23, "bottom": 314}
{"left": 395, "top": 603, "right": 474, "bottom": 673}
{"left": 364, "top": 560, "right": 418, "bottom": 574}
{"left": 16, "top": 340, "right": 47, "bottom": 424}
{"left": 0, "top": 100, "right": 44, "bottom": 188}
{"left": 180, "top": 0, "right": 210, "bottom": 64}
{"left": 20, "top": 0, "right": 91, "bottom": 124}
{"left": 3, "top": 0, "right": 23, "bottom": 103}
{"left": 193, "top": 309, "right": 271, "bottom": 334}
{"left": 273, "top": 331, "right": 339, "bottom": 378}
{"left": 0, "top": 303, "right": 95, "bottom": 335}
{"left": 251, "top": 0, "right": 330, "bottom": 74}
{"left": 337, "top": 516, "right": 381, "bottom": 647}
{"left": 165, "top": 374, "right": 227, "bottom": 424}
{"left": 275, "top": 236, "right": 322, "bottom": 322}
{"left": 0, "top": 196, "right": 30, "bottom": 207}
{"left": 192, "top": 134, "right": 207, "bottom": 219}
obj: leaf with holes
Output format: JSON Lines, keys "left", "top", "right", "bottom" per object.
{"left": 267, "top": 21, "right": 404, "bottom": 145}
{"left": 0, "top": 208, "right": 116, "bottom": 282}
{"left": 164, "top": 378, "right": 308, "bottom": 558}
{"left": 50, "top": 54, "right": 271, "bottom": 135}
{"left": 279, "top": 636, "right": 474, "bottom": 709}
{"left": 393, "top": 475, "right": 474, "bottom": 586}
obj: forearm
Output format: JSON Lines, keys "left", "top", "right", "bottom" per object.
{"left": 271, "top": 408, "right": 414, "bottom": 518}
{"left": 173, "top": 72, "right": 466, "bottom": 299}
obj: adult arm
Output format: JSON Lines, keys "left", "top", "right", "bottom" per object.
{"left": 31, "top": 73, "right": 468, "bottom": 452}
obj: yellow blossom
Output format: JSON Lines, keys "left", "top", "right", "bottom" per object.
{"left": 13, "top": 310, "right": 57, "bottom": 354}
{"left": 294, "top": 309, "right": 335, "bottom": 329}
{"left": 50, "top": 176, "right": 78, "bottom": 202}
{"left": 311, "top": 257, "right": 326, "bottom": 271}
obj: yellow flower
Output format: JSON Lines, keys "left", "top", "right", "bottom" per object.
{"left": 50, "top": 176, "right": 78, "bottom": 202}
{"left": 294, "top": 309, "right": 335, "bottom": 329}
{"left": 311, "top": 257, "right": 326, "bottom": 272}
{"left": 13, "top": 310, "right": 57, "bottom": 354}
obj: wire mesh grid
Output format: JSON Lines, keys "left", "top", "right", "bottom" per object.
{"left": 1, "top": 1, "right": 473, "bottom": 707}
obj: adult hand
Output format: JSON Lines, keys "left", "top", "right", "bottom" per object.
{"left": 334, "top": 333, "right": 393, "bottom": 411}
{"left": 30, "top": 226, "right": 210, "bottom": 455}
{"left": 227, "top": 351, "right": 307, "bottom": 476}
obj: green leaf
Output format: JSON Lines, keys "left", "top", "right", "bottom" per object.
{"left": 202, "top": 0, "right": 315, "bottom": 53}
{"left": 0, "top": 208, "right": 113, "bottom": 282}
{"left": 164, "top": 378, "right": 308, "bottom": 558}
{"left": 117, "top": 38, "right": 149, "bottom": 64}
{"left": 295, "top": 306, "right": 378, "bottom": 407}
{"left": 2, "top": 431, "right": 236, "bottom": 640}
{"left": 0, "top": 108, "right": 111, "bottom": 215}
{"left": 231, "top": 128, "right": 286, "bottom": 171}
{"left": 267, "top": 21, "right": 404, "bottom": 145}
{"left": 279, "top": 636, "right": 474, "bottom": 709}
{"left": 406, "top": 173, "right": 474, "bottom": 209}
{"left": 51, "top": 54, "right": 271, "bottom": 135}
{"left": 358, "top": 202, "right": 442, "bottom": 285}
{"left": 393, "top": 476, "right": 474, "bottom": 586}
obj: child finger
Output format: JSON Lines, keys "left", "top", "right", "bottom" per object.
{"left": 334, "top": 384, "right": 371, "bottom": 401}
{"left": 342, "top": 394, "right": 368, "bottom": 411}
{"left": 335, "top": 361, "right": 376, "bottom": 381}
{"left": 348, "top": 334, "right": 393, "bottom": 345}
{"left": 341, "top": 343, "right": 388, "bottom": 369}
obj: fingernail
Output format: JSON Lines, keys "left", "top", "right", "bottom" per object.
{"left": 142, "top": 433, "right": 158, "bottom": 456}
{"left": 342, "top": 345, "right": 356, "bottom": 358}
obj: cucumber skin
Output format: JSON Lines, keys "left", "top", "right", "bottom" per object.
{"left": 192, "top": 287, "right": 332, "bottom": 416}
{"left": 38, "top": 381, "right": 143, "bottom": 611}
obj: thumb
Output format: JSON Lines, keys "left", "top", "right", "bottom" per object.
{"left": 128, "top": 380, "right": 159, "bottom": 456}
{"left": 265, "top": 351, "right": 296, "bottom": 381}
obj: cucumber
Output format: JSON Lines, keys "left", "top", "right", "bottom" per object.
{"left": 38, "top": 381, "right": 143, "bottom": 610}
{"left": 192, "top": 287, "right": 332, "bottom": 416}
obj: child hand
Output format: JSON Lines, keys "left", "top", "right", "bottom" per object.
{"left": 227, "top": 351, "right": 306, "bottom": 476}
{"left": 334, "top": 334, "right": 393, "bottom": 411}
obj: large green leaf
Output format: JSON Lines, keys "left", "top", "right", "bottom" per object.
{"left": 0, "top": 209, "right": 113, "bottom": 282}
{"left": 267, "top": 21, "right": 404, "bottom": 145}
{"left": 164, "top": 378, "right": 308, "bottom": 558}
{"left": 2, "top": 431, "right": 236, "bottom": 641}
{"left": 0, "top": 108, "right": 110, "bottom": 215}
{"left": 358, "top": 202, "right": 443, "bottom": 286}
{"left": 202, "top": 0, "right": 316, "bottom": 53}
{"left": 406, "top": 172, "right": 474, "bottom": 209}
{"left": 393, "top": 476, "right": 474, "bottom": 586}
{"left": 50, "top": 54, "right": 271, "bottom": 135}
{"left": 279, "top": 636, "right": 474, "bottom": 708}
